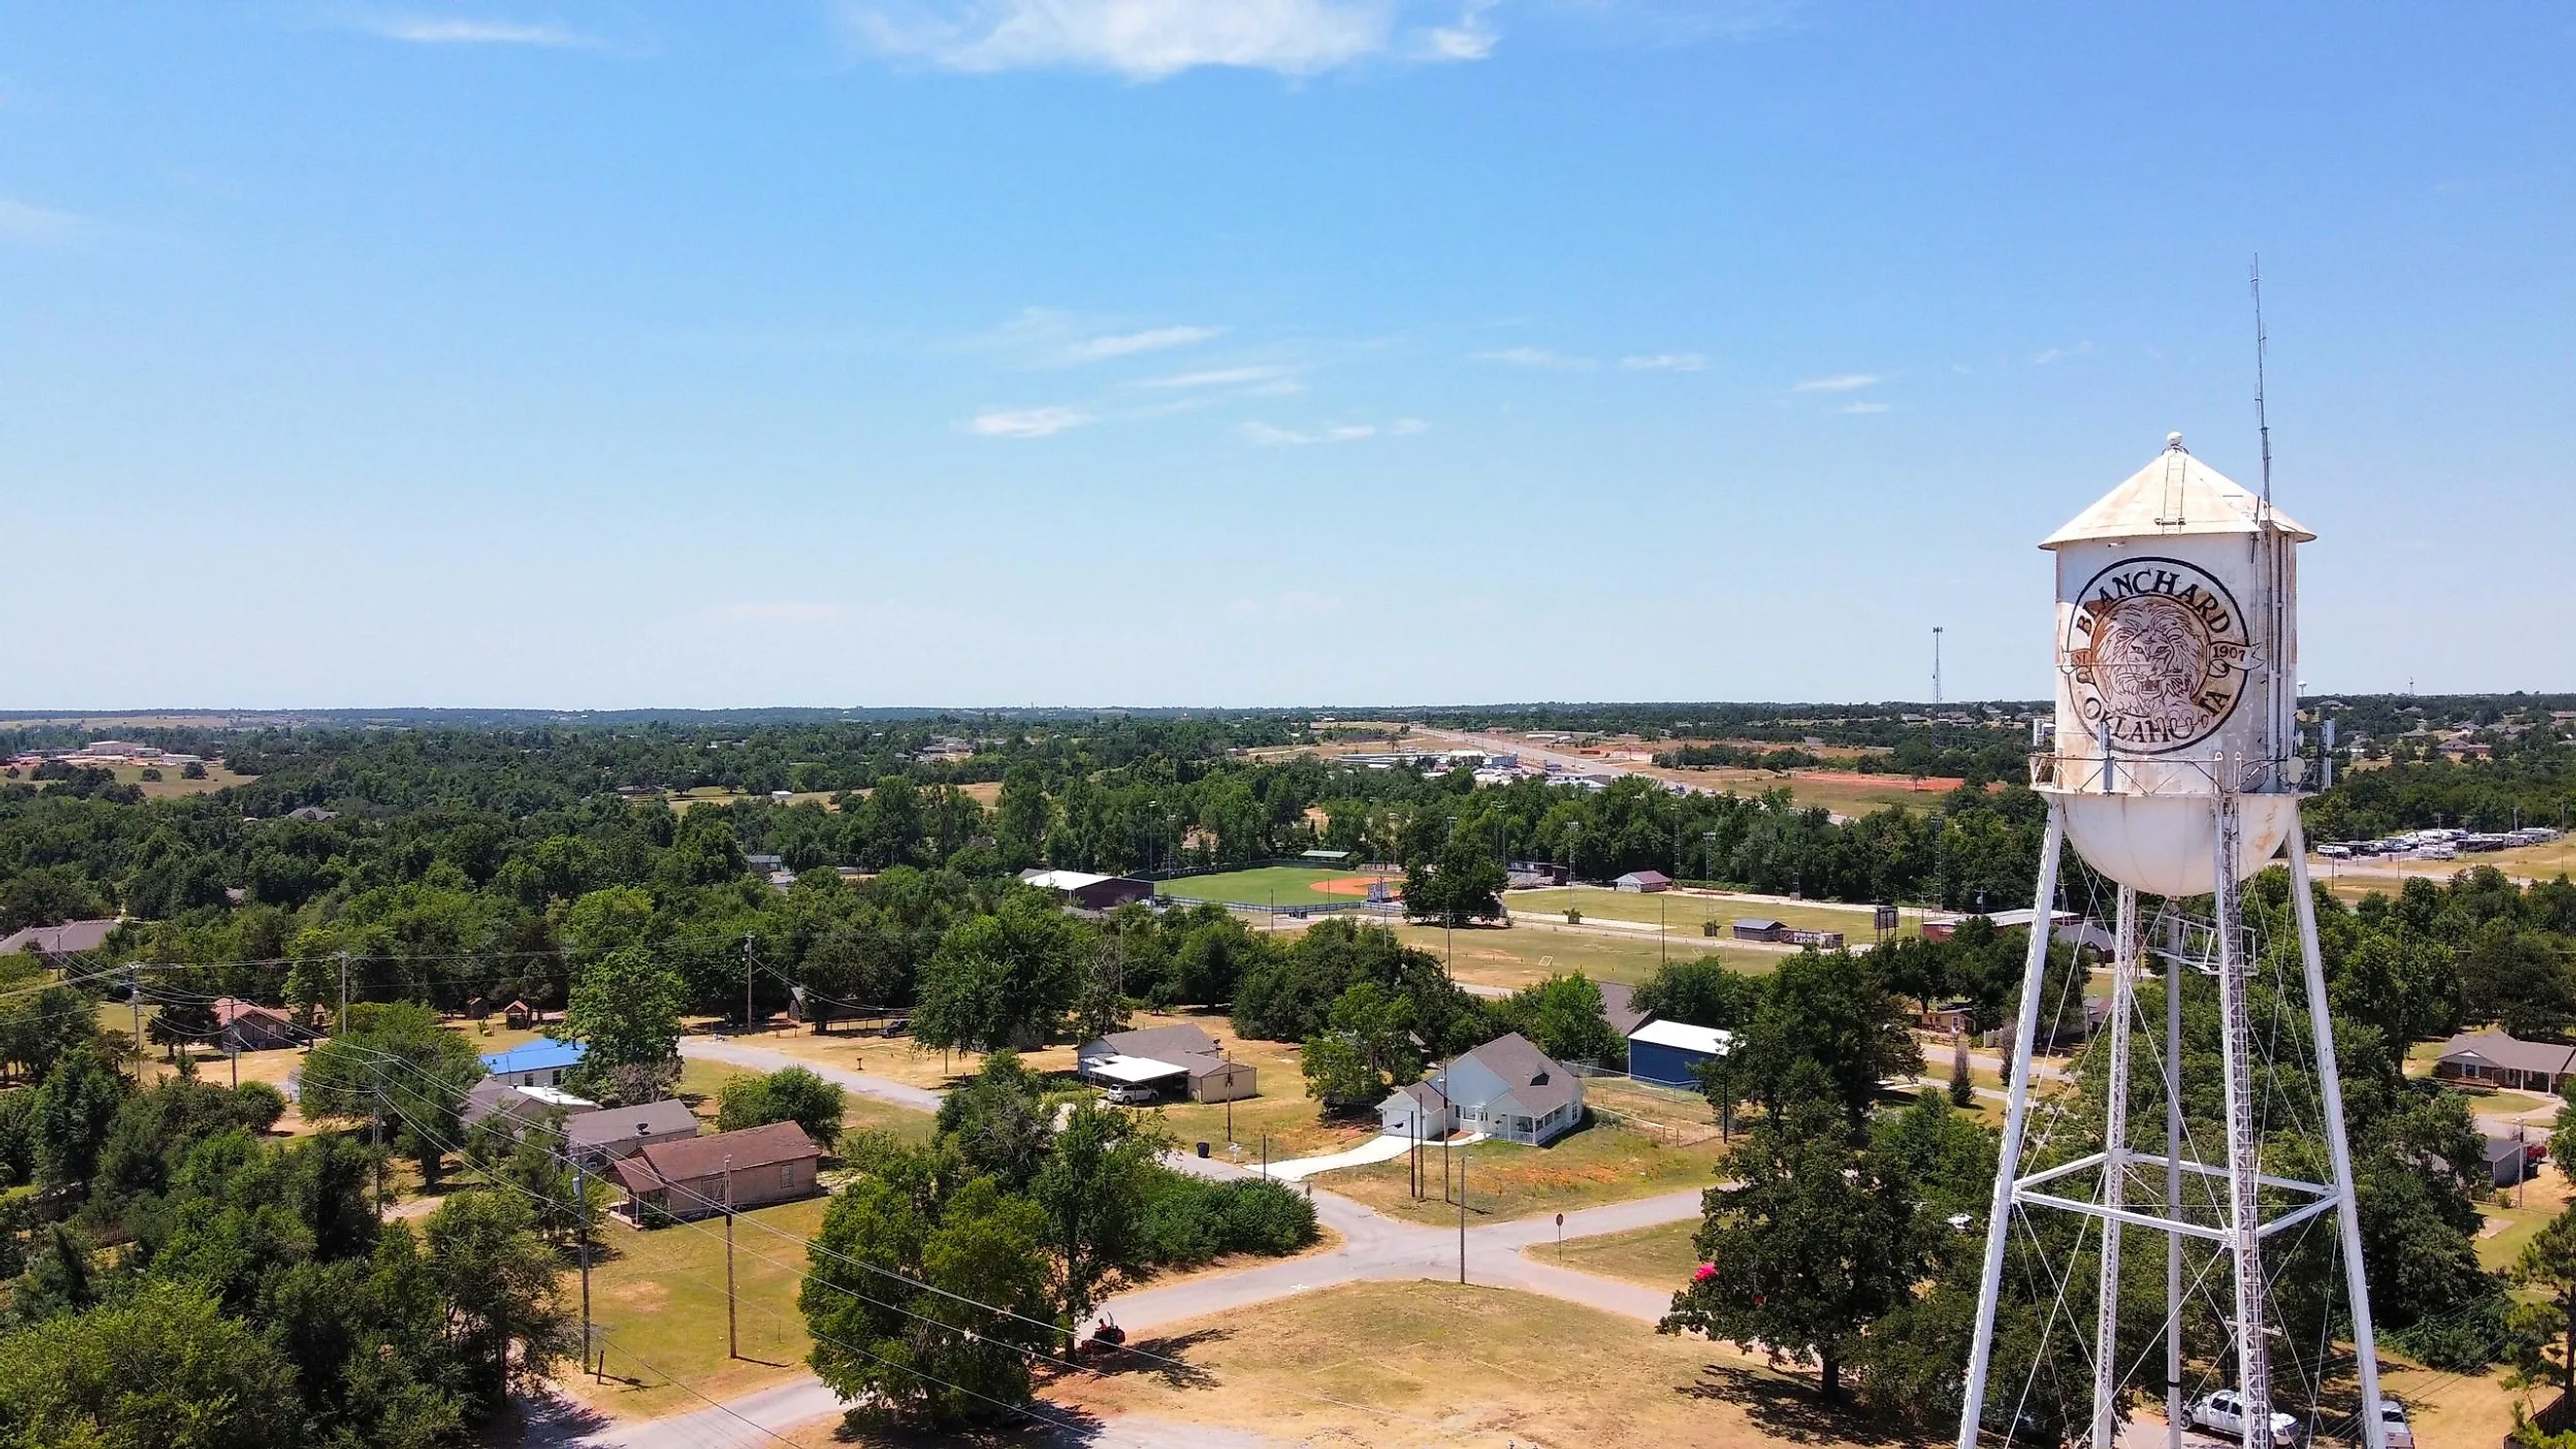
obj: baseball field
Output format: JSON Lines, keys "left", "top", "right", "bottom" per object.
{"left": 1154, "top": 863, "right": 1399, "bottom": 908}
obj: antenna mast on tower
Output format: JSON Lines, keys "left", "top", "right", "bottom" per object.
{"left": 1932, "top": 626, "right": 1944, "bottom": 705}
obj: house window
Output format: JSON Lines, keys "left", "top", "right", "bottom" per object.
{"left": 781, "top": 1165, "right": 793, "bottom": 1187}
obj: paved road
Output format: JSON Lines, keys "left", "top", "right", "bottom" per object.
{"left": 568, "top": 1038, "right": 1711, "bottom": 1448}
{"left": 679, "top": 1033, "right": 944, "bottom": 1112}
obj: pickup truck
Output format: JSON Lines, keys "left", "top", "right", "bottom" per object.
{"left": 2187, "top": 1390, "right": 2304, "bottom": 1445}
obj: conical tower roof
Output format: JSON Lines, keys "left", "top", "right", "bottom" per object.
{"left": 2039, "top": 433, "right": 2313, "bottom": 550}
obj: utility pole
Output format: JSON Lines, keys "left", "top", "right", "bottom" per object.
{"left": 576, "top": 1155, "right": 595, "bottom": 1380}
{"left": 724, "top": 1153, "right": 739, "bottom": 1359}
{"left": 1225, "top": 1054, "right": 1235, "bottom": 1149}
{"left": 1457, "top": 1147, "right": 1469, "bottom": 1284}
{"left": 743, "top": 933, "right": 755, "bottom": 1033}
{"left": 338, "top": 949, "right": 350, "bottom": 1033}
{"left": 129, "top": 967, "right": 141, "bottom": 1064}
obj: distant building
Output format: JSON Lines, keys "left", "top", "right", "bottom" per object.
{"left": 1076, "top": 1023, "right": 1256, "bottom": 1103}
{"left": 1627, "top": 1019, "right": 1733, "bottom": 1089}
{"left": 564, "top": 1099, "right": 700, "bottom": 1166}
{"left": 213, "top": 997, "right": 306, "bottom": 1053}
{"left": 2485, "top": 1134, "right": 2544, "bottom": 1190}
{"left": 1732, "top": 918, "right": 1787, "bottom": 943}
{"left": 614, "top": 1120, "right": 822, "bottom": 1223}
{"left": 1921, "top": 908, "right": 2078, "bottom": 943}
{"left": 0, "top": 918, "right": 119, "bottom": 958}
{"left": 1378, "top": 1032, "right": 1583, "bottom": 1146}
{"left": 463, "top": 1078, "right": 599, "bottom": 1131}
{"left": 1596, "top": 981, "right": 1651, "bottom": 1039}
{"left": 1613, "top": 870, "right": 1672, "bottom": 894}
{"left": 1021, "top": 869, "right": 1153, "bottom": 912}
{"left": 2435, "top": 1031, "right": 2576, "bottom": 1096}
{"left": 480, "top": 1038, "right": 586, "bottom": 1089}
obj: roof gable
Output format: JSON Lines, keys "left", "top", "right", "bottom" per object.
{"left": 2040, "top": 439, "right": 2313, "bottom": 550}
{"left": 630, "top": 1120, "right": 819, "bottom": 1185}
{"left": 566, "top": 1099, "right": 698, "bottom": 1147}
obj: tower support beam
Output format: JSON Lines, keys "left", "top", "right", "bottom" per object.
{"left": 2212, "top": 787, "right": 2274, "bottom": 1449}
{"left": 2092, "top": 885, "right": 2139, "bottom": 1448}
{"left": 1954, "top": 808, "right": 2066, "bottom": 1449}
{"left": 2287, "top": 814, "right": 2389, "bottom": 1449}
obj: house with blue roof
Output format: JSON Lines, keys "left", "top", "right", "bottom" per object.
{"left": 481, "top": 1038, "right": 586, "bottom": 1087}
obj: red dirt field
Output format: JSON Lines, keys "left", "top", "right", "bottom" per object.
{"left": 1311, "top": 874, "right": 1397, "bottom": 898}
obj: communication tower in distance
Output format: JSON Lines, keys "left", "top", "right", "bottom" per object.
{"left": 1953, "top": 434, "right": 2383, "bottom": 1449}
{"left": 1932, "top": 625, "right": 1944, "bottom": 705}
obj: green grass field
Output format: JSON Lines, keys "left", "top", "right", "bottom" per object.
{"left": 1156, "top": 863, "right": 1397, "bottom": 908}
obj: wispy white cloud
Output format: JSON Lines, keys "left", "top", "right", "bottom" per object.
{"left": 845, "top": 0, "right": 1497, "bottom": 80}
{"left": 363, "top": 16, "right": 591, "bottom": 45}
{"left": 1066, "top": 324, "right": 1223, "bottom": 362}
{"left": 1620, "top": 352, "right": 1706, "bottom": 372}
{"left": 1417, "top": 0, "right": 1498, "bottom": 59}
{"left": 968, "top": 405, "right": 1093, "bottom": 438}
{"left": 1134, "top": 364, "right": 1291, "bottom": 389}
{"left": 1839, "top": 400, "right": 1890, "bottom": 415}
{"left": 2031, "top": 341, "right": 2094, "bottom": 365}
{"left": 1388, "top": 417, "right": 1428, "bottom": 434}
{"left": 1240, "top": 421, "right": 1383, "bottom": 445}
{"left": 0, "top": 196, "right": 86, "bottom": 245}
{"left": 1793, "top": 371, "right": 1883, "bottom": 392}
{"left": 1472, "top": 345, "right": 1596, "bottom": 370}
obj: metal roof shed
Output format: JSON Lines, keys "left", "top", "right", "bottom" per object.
{"left": 1628, "top": 1019, "right": 1734, "bottom": 1088}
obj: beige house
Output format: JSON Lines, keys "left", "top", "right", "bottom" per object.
{"left": 613, "top": 1120, "right": 822, "bottom": 1223}
{"left": 1076, "top": 1023, "right": 1257, "bottom": 1104}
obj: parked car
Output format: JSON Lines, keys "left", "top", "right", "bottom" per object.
{"left": 2188, "top": 1390, "right": 2303, "bottom": 1445}
{"left": 2372, "top": 1397, "right": 2413, "bottom": 1449}
{"left": 1101, "top": 1083, "right": 1158, "bottom": 1107}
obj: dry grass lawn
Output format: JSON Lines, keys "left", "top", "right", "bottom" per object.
{"left": 1385, "top": 920, "right": 1774, "bottom": 992}
{"left": 559, "top": 1194, "right": 833, "bottom": 1421}
{"left": 1041, "top": 1279, "right": 1883, "bottom": 1449}
{"left": 1324, "top": 1116, "right": 1730, "bottom": 1228}
{"left": 1505, "top": 886, "right": 1916, "bottom": 944}
{"left": 1526, "top": 1217, "right": 1702, "bottom": 1292}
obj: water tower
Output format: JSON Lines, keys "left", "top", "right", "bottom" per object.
{"left": 1953, "top": 434, "right": 2384, "bottom": 1449}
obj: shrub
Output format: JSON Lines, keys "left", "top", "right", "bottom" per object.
{"left": 1135, "top": 1170, "right": 1317, "bottom": 1268}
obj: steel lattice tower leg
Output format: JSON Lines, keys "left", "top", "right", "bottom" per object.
{"left": 1955, "top": 809, "right": 2067, "bottom": 1449}
{"left": 2287, "top": 815, "right": 2390, "bottom": 1449}
{"left": 2091, "top": 885, "right": 2139, "bottom": 1448}
{"left": 2212, "top": 790, "right": 2274, "bottom": 1449}
{"left": 2164, "top": 908, "right": 2186, "bottom": 1449}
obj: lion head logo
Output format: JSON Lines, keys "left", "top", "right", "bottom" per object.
{"left": 2063, "top": 558, "right": 2249, "bottom": 754}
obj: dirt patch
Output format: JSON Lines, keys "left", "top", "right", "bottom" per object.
{"left": 1309, "top": 874, "right": 1394, "bottom": 899}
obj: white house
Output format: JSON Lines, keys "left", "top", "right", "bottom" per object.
{"left": 1377, "top": 1032, "right": 1584, "bottom": 1147}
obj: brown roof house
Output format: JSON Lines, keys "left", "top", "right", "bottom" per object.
{"left": 213, "top": 997, "right": 307, "bottom": 1053}
{"left": 613, "top": 1119, "right": 822, "bottom": 1225}
{"left": 1075, "top": 1023, "right": 1257, "bottom": 1104}
{"left": 0, "top": 918, "right": 119, "bottom": 958}
{"left": 2435, "top": 1031, "right": 2576, "bottom": 1096}
{"left": 1595, "top": 981, "right": 1651, "bottom": 1039}
{"left": 563, "top": 1099, "right": 699, "bottom": 1167}
{"left": 1378, "top": 1032, "right": 1583, "bottom": 1147}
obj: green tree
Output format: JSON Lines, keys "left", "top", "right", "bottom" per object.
{"left": 1493, "top": 972, "right": 1622, "bottom": 1066}
{"left": 2513, "top": 1203, "right": 2576, "bottom": 1394}
{"left": 0, "top": 1279, "right": 301, "bottom": 1448}
{"left": 563, "top": 945, "right": 685, "bottom": 1104}
{"left": 1660, "top": 1073, "right": 1920, "bottom": 1403}
{"left": 1030, "top": 1102, "right": 1168, "bottom": 1327}
{"left": 801, "top": 1160, "right": 1056, "bottom": 1429}
{"left": 421, "top": 1189, "right": 576, "bottom": 1412}
{"left": 717, "top": 1065, "right": 847, "bottom": 1147}
{"left": 30, "top": 1040, "right": 131, "bottom": 1189}
{"left": 1727, "top": 949, "right": 1922, "bottom": 1129}
{"left": 912, "top": 893, "right": 1079, "bottom": 1053}
{"left": 300, "top": 1001, "right": 484, "bottom": 1187}
{"left": 993, "top": 762, "right": 1052, "bottom": 871}
{"left": 933, "top": 1050, "right": 1056, "bottom": 1190}
{"left": 1402, "top": 828, "right": 1507, "bottom": 927}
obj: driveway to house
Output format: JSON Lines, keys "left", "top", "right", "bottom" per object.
{"left": 564, "top": 1038, "right": 1712, "bottom": 1448}
{"left": 1247, "top": 1130, "right": 1483, "bottom": 1182}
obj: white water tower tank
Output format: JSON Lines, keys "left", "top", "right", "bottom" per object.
{"left": 2036, "top": 434, "right": 2310, "bottom": 897}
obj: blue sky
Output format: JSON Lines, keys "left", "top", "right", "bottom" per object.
{"left": 4, "top": 3, "right": 2570, "bottom": 709}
